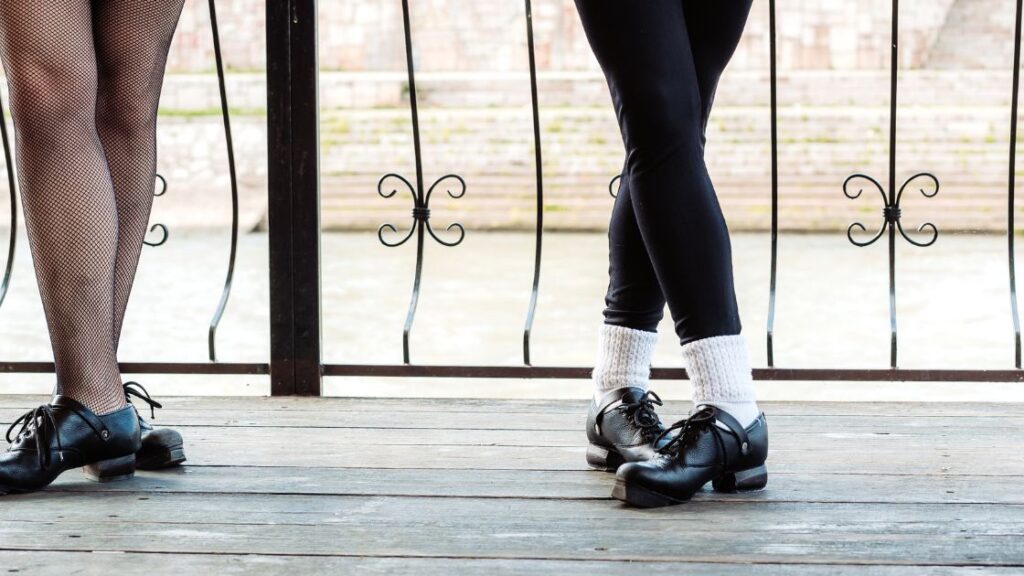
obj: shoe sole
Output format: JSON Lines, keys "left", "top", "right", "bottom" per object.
{"left": 136, "top": 444, "right": 187, "bottom": 471}
{"left": 0, "top": 453, "right": 140, "bottom": 494}
{"left": 613, "top": 464, "right": 769, "bottom": 508}
{"left": 612, "top": 479, "right": 686, "bottom": 507}
{"left": 586, "top": 443, "right": 625, "bottom": 472}
{"left": 83, "top": 454, "right": 137, "bottom": 483}
{"left": 712, "top": 464, "right": 769, "bottom": 493}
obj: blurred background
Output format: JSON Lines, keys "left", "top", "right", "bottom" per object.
{"left": 2, "top": 0, "right": 1023, "bottom": 400}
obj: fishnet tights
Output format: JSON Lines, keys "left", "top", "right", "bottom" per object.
{"left": 0, "top": 0, "right": 185, "bottom": 415}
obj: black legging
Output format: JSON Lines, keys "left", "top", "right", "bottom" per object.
{"left": 576, "top": 0, "right": 753, "bottom": 346}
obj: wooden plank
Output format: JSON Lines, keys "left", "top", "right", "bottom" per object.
{"left": 2, "top": 396, "right": 1024, "bottom": 418}
{"left": 1, "top": 551, "right": 1016, "bottom": 576}
{"left": 0, "top": 495, "right": 1022, "bottom": 565}
{"left": 65, "top": 424, "right": 1010, "bottom": 449}
{"left": 5, "top": 492, "right": 1021, "bottom": 530}
{"left": 0, "top": 397, "right": 1022, "bottom": 573}
{"left": 1, "top": 424, "right": 1010, "bottom": 473}
{"left": 43, "top": 466, "right": 1024, "bottom": 505}
{"left": 32, "top": 425, "right": 1011, "bottom": 474}
{"left": 3, "top": 407, "right": 1021, "bottom": 433}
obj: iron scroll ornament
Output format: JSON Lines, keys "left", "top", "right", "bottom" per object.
{"left": 377, "top": 173, "right": 467, "bottom": 248}
{"left": 843, "top": 172, "right": 939, "bottom": 248}
{"left": 144, "top": 174, "right": 170, "bottom": 248}
{"left": 844, "top": 170, "right": 939, "bottom": 368}
{"left": 609, "top": 174, "right": 621, "bottom": 198}
{"left": 377, "top": 172, "right": 467, "bottom": 365}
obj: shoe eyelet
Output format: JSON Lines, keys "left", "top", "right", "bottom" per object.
{"left": 101, "top": 430, "right": 110, "bottom": 440}
{"left": 741, "top": 441, "right": 749, "bottom": 455}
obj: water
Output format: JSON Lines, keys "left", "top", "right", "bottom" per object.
{"left": 1, "top": 230, "right": 1022, "bottom": 401}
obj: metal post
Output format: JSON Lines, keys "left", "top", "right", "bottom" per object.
{"left": 267, "top": 0, "right": 322, "bottom": 396}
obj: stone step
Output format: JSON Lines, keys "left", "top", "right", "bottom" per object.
{"left": 146, "top": 71, "right": 1024, "bottom": 112}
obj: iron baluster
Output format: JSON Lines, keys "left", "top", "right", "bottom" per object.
{"left": 522, "top": 0, "right": 545, "bottom": 366}
{"left": 843, "top": 0, "right": 940, "bottom": 368}
{"left": 378, "top": 0, "right": 466, "bottom": 365}
{"left": 0, "top": 92, "right": 16, "bottom": 311}
{"left": 1009, "top": 0, "right": 1023, "bottom": 368}
{"left": 766, "top": 0, "right": 779, "bottom": 367}
{"left": 207, "top": 0, "right": 241, "bottom": 363}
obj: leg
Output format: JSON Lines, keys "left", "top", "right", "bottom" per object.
{"left": 92, "top": 0, "right": 187, "bottom": 349}
{"left": 576, "top": 0, "right": 740, "bottom": 345}
{"left": 574, "top": 3, "right": 769, "bottom": 506}
{"left": 604, "top": 165, "right": 666, "bottom": 333}
{"left": 576, "top": 0, "right": 758, "bottom": 424}
{"left": 591, "top": 163, "right": 666, "bottom": 398}
{"left": 683, "top": 0, "right": 755, "bottom": 149}
{"left": 598, "top": 0, "right": 755, "bottom": 336}
{"left": 0, "top": 0, "right": 125, "bottom": 415}
{"left": 678, "top": 0, "right": 757, "bottom": 422}
{"left": 587, "top": 171, "right": 668, "bottom": 468}
{"left": 91, "top": 0, "right": 189, "bottom": 471}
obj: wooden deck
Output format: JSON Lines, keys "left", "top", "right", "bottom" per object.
{"left": 0, "top": 396, "right": 1022, "bottom": 575}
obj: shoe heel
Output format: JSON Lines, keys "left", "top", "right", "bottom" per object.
{"left": 137, "top": 445, "right": 186, "bottom": 471}
{"left": 83, "top": 454, "right": 137, "bottom": 483}
{"left": 586, "top": 443, "right": 625, "bottom": 472}
{"left": 712, "top": 464, "right": 768, "bottom": 493}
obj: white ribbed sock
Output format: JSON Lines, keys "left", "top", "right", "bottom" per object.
{"left": 682, "top": 334, "right": 760, "bottom": 427}
{"left": 591, "top": 324, "right": 658, "bottom": 401}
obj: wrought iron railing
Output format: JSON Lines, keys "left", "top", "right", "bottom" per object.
{"left": 3, "top": 0, "right": 1024, "bottom": 396}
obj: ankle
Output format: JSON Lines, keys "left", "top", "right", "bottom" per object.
{"left": 56, "top": 385, "right": 130, "bottom": 416}
{"left": 698, "top": 400, "right": 760, "bottom": 428}
{"left": 682, "top": 334, "right": 759, "bottom": 427}
{"left": 592, "top": 324, "right": 658, "bottom": 395}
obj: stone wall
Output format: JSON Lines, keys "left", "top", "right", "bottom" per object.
{"left": 928, "top": 0, "right": 1017, "bottom": 68}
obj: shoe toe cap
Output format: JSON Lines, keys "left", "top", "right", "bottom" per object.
{"left": 614, "top": 458, "right": 660, "bottom": 483}
{"left": 142, "top": 428, "right": 183, "bottom": 446}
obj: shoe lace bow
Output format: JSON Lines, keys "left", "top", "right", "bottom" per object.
{"left": 655, "top": 404, "right": 719, "bottom": 457}
{"left": 6, "top": 404, "right": 64, "bottom": 469}
{"left": 124, "top": 381, "right": 163, "bottom": 420}
{"left": 616, "top": 390, "right": 665, "bottom": 440}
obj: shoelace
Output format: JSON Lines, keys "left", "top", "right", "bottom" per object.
{"left": 124, "top": 381, "right": 163, "bottom": 420}
{"left": 616, "top": 390, "right": 665, "bottom": 440}
{"left": 6, "top": 405, "right": 63, "bottom": 469}
{"left": 655, "top": 405, "right": 723, "bottom": 460}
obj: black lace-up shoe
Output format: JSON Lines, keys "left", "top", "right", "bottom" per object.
{"left": 586, "top": 387, "right": 668, "bottom": 471}
{"left": 612, "top": 405, "right": 768, "bottom": 507}
{"left": 0, "top": 396, "right": 141, "bottom": 495}
{"left": 124, "top": 382, "right": 186, "bottom": 470}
